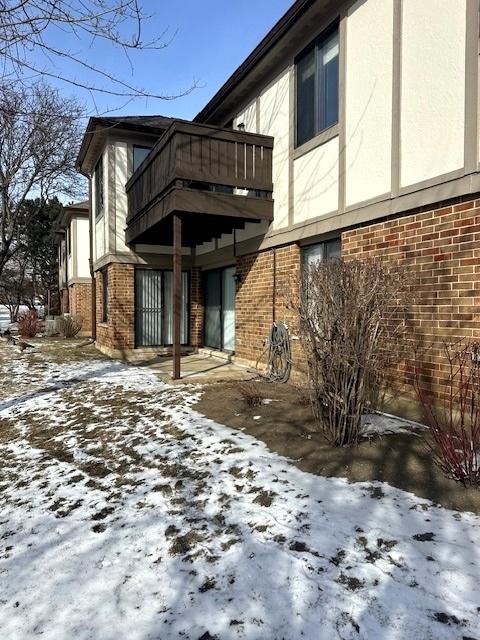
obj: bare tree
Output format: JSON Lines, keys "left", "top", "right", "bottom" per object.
{"left": 291, "top": 259, "right": 408, "bottom": 446}
{"left": 0, "top": 0, "right": 195, "bottom": 102}
{"left": 0, "top": 250, "right": 33, "bottom": 321}
{"left": 0, "top": 82, "right": 83, "bottom": 277}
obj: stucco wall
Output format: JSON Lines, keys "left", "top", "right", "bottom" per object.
{"left": 400, "top": 0, "right": 466, "bottom": 187}
{"left": 76, "top": 217, "right": 90, "bottom": 278}
{"left": 345, "top": 0, "right": 393, "bottom": 206}
{"left": 259, "top": 68, "right": 290, "bottom": 230}
{"left": 293, "top": 137, "right": 339, "bottom": 223}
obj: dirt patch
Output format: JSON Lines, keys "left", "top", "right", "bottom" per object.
{"left": 195, "top": 381, "right": 480, "bottom": 514}
{"left": 336, "top": 573, "right": 366, "bottom": 592}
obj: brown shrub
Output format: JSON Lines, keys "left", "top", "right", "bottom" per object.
{"left": 414, "top": 341, "right": 480, "bottom": 487}
{"left": 17, "top": 309, "right": 41, "bottom": 338}
{"left": 237, "top": 382, "right": 265, "bottom": 408}
{"left": 56, "top": 314, "right": 83, "bottom": 338}
{"left": 290, "top": 258, "right": 408, "bottom": 446}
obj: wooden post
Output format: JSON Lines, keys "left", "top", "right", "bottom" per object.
{"left": 172, "top": 214, "right": 182, "bottom": 380}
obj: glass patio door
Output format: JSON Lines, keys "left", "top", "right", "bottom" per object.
{"left": 204, "top": 267, "right": 235, "bottom": 352}
{"left": 204, "top": 270, "right": 222, "bottom": 350}
{"left": 135, "top": 268, "right": 188, "bottom": 347}
{"left": 222, "top": 267, "right": 235, "bottom": 351}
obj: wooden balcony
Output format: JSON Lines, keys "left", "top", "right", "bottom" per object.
{"left": 125, "top": 120, "right": 274, "bottom": 246}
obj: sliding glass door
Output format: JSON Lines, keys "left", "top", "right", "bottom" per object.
{"left": 204, "top": 266, "right": 236, "bottom": 352}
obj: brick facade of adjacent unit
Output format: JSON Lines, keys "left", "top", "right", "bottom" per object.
{"left": 94, "top": 262, "right": 206, "bottom": 356}
{"left": 235, "top": 244, "right": 303, "bottom": 370}
{"left": 96, "top": 263, "right": 135, "bottom": 354}
{"left": 68, "top": 282, "right": 92, "bottom": 336}
{"left": 90, "top": 197, "right": 480, "bottom": 398}
{"left": 342, "top": 196, "right": 480, "bottom": 400}
{"left": 189, "top": 267, "right": 203, "bottom": 349}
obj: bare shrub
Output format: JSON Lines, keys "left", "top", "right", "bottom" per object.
{"left": 237, "top": 382, "right": 265, "bottom": 408}
{"left": 56, "top": 314, "right": 83, "bottom": 338}
{"left": 17, "top": 309, "right": 41, "bottom": 338}
{"left": 292, "top": 259, "right": 408, "bottom": 446}
{"left": 414, "top": 341, "right": 480, "bottom": 487}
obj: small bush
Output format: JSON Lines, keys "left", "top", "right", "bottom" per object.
{"left": 291, "top": 259, "right": 408, "bottom": 446}
{"left": 238, "top": 382, "right": 265, "bottom": 408}
{"left": 414, "top": 341, "right": 480, "bottom": 487}
{"left": 17, "top": 309, "right": 41, "bottom": 338}
{"left": 56, "top": 314, "right": 83, "bottom": 338}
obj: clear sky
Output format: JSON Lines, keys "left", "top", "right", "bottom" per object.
{"left": 34, "top": 0, "right": 293, "bottom": 120}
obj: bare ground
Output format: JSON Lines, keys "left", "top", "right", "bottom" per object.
{"left": 195, "top": 380, "right": 480, "bottom": 514}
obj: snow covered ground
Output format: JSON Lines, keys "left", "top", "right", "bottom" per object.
{"left": 0, "top": 342, "right": 479, "bottom": 640}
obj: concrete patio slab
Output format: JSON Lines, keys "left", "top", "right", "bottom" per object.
{"left": 142, "top": 352, "right": 255, "bottom": 383}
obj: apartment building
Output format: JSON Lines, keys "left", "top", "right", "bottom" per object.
{"left": 76, "top": 0, "right": 480, "bottom": 397}
{"left": 57, "top": 200, "right": 92, "bottom": 335}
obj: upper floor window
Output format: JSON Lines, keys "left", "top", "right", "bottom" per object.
{"left": 67, "top": 225, "right": 71, "bottom": 256}
{"left": 296, "top": 24, "right": 339, "bottom": 147}
{"left": 95, "top": 155, "right": 104, "bottom": 219}
{"left": 303, "top": 238, "right": 341, "bottom": 267}
{"left": 133, "top": 145, "right": 151, "bottom": 172}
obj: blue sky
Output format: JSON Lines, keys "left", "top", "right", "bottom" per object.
{"left": 35, "top": 0, "right": 293, "bottom": 120}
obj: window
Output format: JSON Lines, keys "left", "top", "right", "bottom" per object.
{"left": 67, "top": 225, "right": 71, "bottom": 256}
{"left": 101, "top": 268, "right": 108, "bottom": 323}
{"left": 303, "top": 238, "right": 341, "bottom": 267}
{"left": 95, "top": 156, "right": 104, "bottom": 219}
{"left": 133, "top": 145, "right": 151, "bottom": 172}
{"left": 296, "top": 24, "right": 339, "bottom": 147}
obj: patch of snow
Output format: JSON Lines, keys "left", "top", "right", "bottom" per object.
{"left": 0, "top": 346, "right": 478, "bottom": 640}
{"left": 362, "top": 411, "right": 426, "bottom": 437}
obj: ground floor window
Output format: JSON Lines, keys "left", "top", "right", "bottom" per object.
{"left": 135, "top": 268, "right": 189, "bottom": 347}
{"left": 302, "top": 237, "right": 341, "bottom": 266}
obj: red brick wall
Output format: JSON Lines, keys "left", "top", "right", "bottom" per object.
{"left": 190, "top": 267, "right": 203, "bottom": 348}
{"left": 95, "top": 263, "right": 135, "bottom": 352}
{"left": 69, "top": 282, "right": 92, "bottom": 335}
{"left": 235, "top": 244, "right": 302, "bottom": 367}
{"left": 342, "top": 196, "right": 480, "bottom": 399}
{"left": 94, "top": 263, "right": 204, "bottom": 353}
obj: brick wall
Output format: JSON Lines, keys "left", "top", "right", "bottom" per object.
{"left": 95, "top": 263, "right": 135, "bottom": 352}
{"left": 235, "top": 244, "right": 302, "bottom": 368}
{"left": 69, "top": 282, "right": 92, "bottom": 335}
{"left": 343, "top": 196, "right": 480, "bottom": 400}
{"left": 190, "top": 267, "right": 203, "bottom": 348}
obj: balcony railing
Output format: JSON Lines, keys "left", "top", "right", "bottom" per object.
{"left": 125, "top": 120, "right": 274, "bottom": 246}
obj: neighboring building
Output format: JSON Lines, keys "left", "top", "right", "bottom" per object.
{"left": 76, "top": 0, "right": 480, "bottom": 401}
{"left": 57, "top": 201, "right": 92, "bottom": 335}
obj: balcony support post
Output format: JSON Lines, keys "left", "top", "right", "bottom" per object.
{"left": 172, "top": 213, "right": 182, "bottom": 380}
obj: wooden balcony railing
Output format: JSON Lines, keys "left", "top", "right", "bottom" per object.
{"left": 125, "top": 120, "right": 274, "bottom": 245}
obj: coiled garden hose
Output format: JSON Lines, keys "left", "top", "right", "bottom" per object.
{"left": 255, "top": 321, "right": 292, "bottom": 383}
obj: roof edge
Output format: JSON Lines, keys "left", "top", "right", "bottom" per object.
{"left": 194, "top": 0, "right": 314, "bottom": 124}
